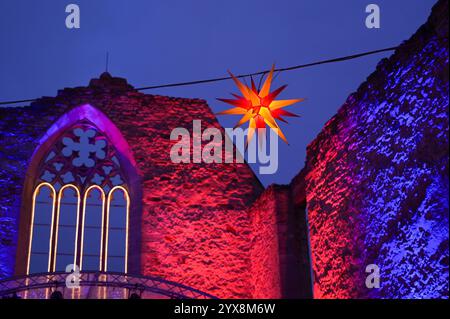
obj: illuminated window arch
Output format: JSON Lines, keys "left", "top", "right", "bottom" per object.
{"left": 80, "top": 185, "right": 105, "bottom": 271}
{"left": 26, "top": 118, "right": 133, "bottom": 275}
{"left": 53, "top": 184, "right": 80, "bottom": 272}
{"left": 105, "top": 186, "right": 129, "bottom": 273}
{"left": 27, "top": 183, "right": 56, "bottom": 274}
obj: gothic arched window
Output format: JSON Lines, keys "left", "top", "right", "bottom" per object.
{"left": 106, "top": 187, "right": 129, "bottom": 273}
{"left": 28, "top": 183, "right": 56, "bottom": 274}
{"left": 54, "top": 185, "right": 80, "bottom": 271}
{"left": 26, "top": 120, "right": 130, "bottom": 274}
{"left": 81, "top": 186, "right": 105, "bottom": 271}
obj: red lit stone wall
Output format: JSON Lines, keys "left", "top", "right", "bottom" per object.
{"left": 0, "top": 73, "right": 264, "bottom": 298}
{"left": 249, "top": 186, "right": 283, "bottom": 298}
{"left": 2, "top": 0, "right": 447, "bottom": 300}
{"left": 291, "top": 0, "right": 449, "bottom": 298}
{"left": 250, "top": 184, "right": 313, "bottom": 298}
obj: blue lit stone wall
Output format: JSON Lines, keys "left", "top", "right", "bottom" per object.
{"left": 292, "top": 0, "right": 449, "bottom": 298}
{"left": 0, "top": 102, "right": 71, "bottom": 279}
{"left": 0, "top": 217, "right": 15, "bottom": 278}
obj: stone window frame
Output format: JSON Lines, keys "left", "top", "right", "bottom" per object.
{"left": 15, "top": 104, "right": 141, "bottom": 275}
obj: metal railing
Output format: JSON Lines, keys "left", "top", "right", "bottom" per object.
{"left": 0, "top": 271, "right": 217, "bottom": 299}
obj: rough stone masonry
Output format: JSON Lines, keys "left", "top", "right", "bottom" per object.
{"left": 289, "top": 0, "right": 449, "bottom": 298}
{"left": 0, "top": 0, "right": 449, "bottom": 299}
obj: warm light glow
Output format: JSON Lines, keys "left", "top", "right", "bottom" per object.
{"left": 80, "top": 185, "right": 106, "bottom": 271}
{"left": 24, "top": 277, "right": 30, "bottom": 299}
{"left": 28, "top": 182, "right": 130, "bottom": 276}
{"left": 52, "top": 184, "right": 81, "bottom": 271}
{"left": 99, "top": 274, "right": 107, "bottom": 299}
{"left": 217, "top": 65, "right": 304, "bottom": 146}
{"left": 27, "top": 182, "right": 56, "bottom": 275}
{"left": 105, "top": 186, "right": 130, "bottom": 273}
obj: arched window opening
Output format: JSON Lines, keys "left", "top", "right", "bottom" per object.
{"left": 28, "top": 183, "right": 56, "bottom": 274}
{"left": 106, "top": 187, "right": 129, "bottom": 273}
{"left": 53, "top": 185, "right": 80, "bottom": 271}
{"left": 81, "top": 186, "right": 105, "bottom": 271}
{"left": 21, "top": 114, "right": 138, "bottom": 277}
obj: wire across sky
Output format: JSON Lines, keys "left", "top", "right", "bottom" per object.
{"left": 1, "top": 37, "right": 445, "bottom": 106}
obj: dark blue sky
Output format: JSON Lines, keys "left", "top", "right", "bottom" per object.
{"left": 0, "top": 0, "right": 436, "bottom": 186}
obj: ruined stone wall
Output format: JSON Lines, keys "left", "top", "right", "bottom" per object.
{"left": 249, "top": 186, "right": 283, "bottom": 298}
{"left": 291, "top": 0, "right": 449, "bottom": 298}
{"left": 2, "top": 0, "right": 448, "bottom": 299}
{"left": 249, "top": 184, "right": 312, "bottom": 298}
{"left": 0, "top": 73, "right": 263, "bottom": 298}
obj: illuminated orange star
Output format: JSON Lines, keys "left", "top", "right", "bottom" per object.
{"left": 217, "top": 65, "right": 304, "bottom": 147}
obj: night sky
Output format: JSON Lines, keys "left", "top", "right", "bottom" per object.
{"left": 0, "top": 0, "right": 436, "bottom": 186}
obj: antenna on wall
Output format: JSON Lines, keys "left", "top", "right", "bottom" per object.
{"left": 105, "top": 52, "right": 109, "bottom": 73}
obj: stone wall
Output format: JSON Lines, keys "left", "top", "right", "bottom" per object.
{"left": 249, "top": 184, "right": 312, "bottom": 298}
{"left": 0, "top": 73, "right": 264, "bottom": 298}
{"left": 249, "top": 186, "right": 283, "bottom": 298}
{"left": 1, "top": 0, "right": 448, "bottom": 299}
{"left": 291, "top": 0, "right": 449, "bottom": 298}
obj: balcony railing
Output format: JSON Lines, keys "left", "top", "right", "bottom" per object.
{"left": 0, "top": 271, "right": 217, "bottom": 299}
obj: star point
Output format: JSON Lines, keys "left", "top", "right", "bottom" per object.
{"left": 218, "top": 65, "right": 303, "bottom": 146}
